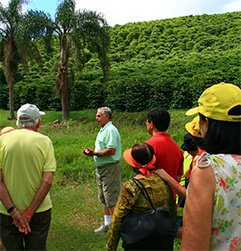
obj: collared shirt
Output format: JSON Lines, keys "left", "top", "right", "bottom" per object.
{"left": 0, "top": 129, "right": 56, "bottom": 214}
{"left": 146, "top": 132, "right": 183, "bottom": 179}
{"left": 94, "top": 121, "right": 121, "bottom": 167}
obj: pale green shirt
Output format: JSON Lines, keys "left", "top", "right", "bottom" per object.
{"left": 0, "top": 129, "right": 56, "bottom": 215}
{"left": 94, "top": 121, "right": 121, "bottom": 167}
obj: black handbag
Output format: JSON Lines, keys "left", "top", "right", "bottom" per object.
{"left": 120, "top": 178, "right": 176, "bottom": 248}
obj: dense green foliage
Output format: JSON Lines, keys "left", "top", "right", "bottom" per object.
{"left": 0, "top": 0, "right": 52, "bottom": 118}
{"left": 106, "top": 12, "right": 241, "bottom": 111}
{"left": 52, "top": 0, "right": 110, "bottom": 119}
{"left": 1, "top": 11, "right": 241, "bottom": 113}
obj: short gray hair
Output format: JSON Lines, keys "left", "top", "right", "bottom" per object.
{"left": 16, "top": 119, "right": 38, "bottom": 129}
{"left": 97, "top": 107, "right": 112, "bottom": 119}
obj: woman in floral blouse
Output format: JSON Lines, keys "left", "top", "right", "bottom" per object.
{"left": 107, "top": 142, "right": 176, "bottom": 251}
{"left": 180, "top": 82, "right": 241, "bottom": 251}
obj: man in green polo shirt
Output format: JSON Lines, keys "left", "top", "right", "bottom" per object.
{"left": 83, "top": 107, "right": 122, "bottom": 233}
{"left": 0, "top": 103, "right": 56, "bottom": 250}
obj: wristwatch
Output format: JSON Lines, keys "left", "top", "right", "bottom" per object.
{"left": 7, "top": 205, "right": 15, "bottom": 214}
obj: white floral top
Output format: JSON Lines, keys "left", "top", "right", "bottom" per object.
{"left": 198, "top": 153, "right": 241, "bottom": 251}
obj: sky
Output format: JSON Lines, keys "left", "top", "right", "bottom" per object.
{"left": 2, "top": 0, "right": 241, "bottom": 26}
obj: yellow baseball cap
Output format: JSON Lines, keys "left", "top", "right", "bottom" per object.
{"left": 185, "top": 116, "right": 202, "bottom": 138}
{"left": 186, "top": 82, "right": 241, "bottom": 122}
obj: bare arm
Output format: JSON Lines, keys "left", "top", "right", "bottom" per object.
{"left": 83, "top": 147, "right": 116, "bottom": 157}
{"left": 154, "top": 169, "right": 186, "bottom": 199}
{"left": 180, "top": 165, "right": 215, "bottom": 251}
{"left": 0, "top": 170, "right": 30, "bottom": 234}
{"left": 0, "top": 170, "right": 14, "bottom": 209}
{"left": 25, "top": 172, "right": 53, "bottom": 215}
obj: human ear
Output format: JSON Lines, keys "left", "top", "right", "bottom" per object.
{"left": 200, "top": 118, "right": 208, "bottom": 137}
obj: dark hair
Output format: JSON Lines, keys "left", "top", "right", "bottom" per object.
{"left": 199, "top": 113, "right": 241, "bottom": 154}
{"left": 181, "top": 133, "right": 198, "bottom": 151}
{"left": 147, "top": 107, "right": 170, "bottom": 131}
{"left": 131, "top": 143, "right": 154, "bottom": 165}
{"left": 228, "top": 105, "right": 241, "bottom": 116}
{"left": 192, "top": 136, "right": 205, "bottom": 149}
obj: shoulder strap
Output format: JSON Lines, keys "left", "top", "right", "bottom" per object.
{"left": 132, "top": 178, "right": 155, "bottom": 210}
{"left": 195, "top": 152, "right": 212, "bottom": 169}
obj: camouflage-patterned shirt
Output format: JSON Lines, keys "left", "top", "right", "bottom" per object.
{"left": 107, "top": 173, "right": 176, "bottom": 251}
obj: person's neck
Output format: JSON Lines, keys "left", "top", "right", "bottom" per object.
{"left": 21, "top": 127, "right": 38, "bottom": 132}
{"left": 102, "top": 120, "right": 111, "bottom": 127}
{"left": 151, "top": 128, "right": 163, "bottom": 136}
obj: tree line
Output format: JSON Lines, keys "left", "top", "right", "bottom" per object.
{"left": 0, "top": 1, "right": 241, "bottom": 119}
{"left": 0, "top": 0, "right": 109, "bottom": 120}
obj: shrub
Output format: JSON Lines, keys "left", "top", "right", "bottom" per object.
{"left": 14, "top": 77, "right": 60, "bottom": 110}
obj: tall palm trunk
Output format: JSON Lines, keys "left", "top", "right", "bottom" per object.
{"left": 8, "top": 80, "right": 15, "bottom": 119}
{"left": 4, "top": 34, "right": 18, "bottom": 120}
{"left": 56, "top": 34, "right": 70, "bottom": 120}
{"left": 59, "top": 67, "right": 70, "bottom": 120}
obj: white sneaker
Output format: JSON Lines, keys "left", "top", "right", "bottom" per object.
{"left": 94, "top": 224, "right": 108, "bottom": 233}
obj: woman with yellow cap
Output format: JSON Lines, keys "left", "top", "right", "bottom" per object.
{"left": 180, "top": 116, "right": 205, "bottom": 193}
{"left": 180, "top": 82, "right": 241, "bottom": 250}
{"left": 107, "top": 142, "right": 176, "bottom": 251}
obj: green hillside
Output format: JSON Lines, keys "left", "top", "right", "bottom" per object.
{"left": 1, "top": 11, "right": 241, "bottom": 112}
{"left": 110, "top": 12, "right": 241, "bottom": 63}
{"left": 105, "top": 12, "right": 241, "bottom": 111}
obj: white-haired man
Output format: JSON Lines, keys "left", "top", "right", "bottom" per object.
{"left": 0, "top": 103, "right": 56, "bottom": 250}
{"left": 83, "top": 107, "right": 122, "bottom": 233}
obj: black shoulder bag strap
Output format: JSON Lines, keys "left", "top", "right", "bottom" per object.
{"left": 132, "top": 178, "right": 155, "bottom": 210}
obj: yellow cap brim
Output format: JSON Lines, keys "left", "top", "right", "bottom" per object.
{"left": 185, "top": 121, "right": 202, "bottom": 138}
{"left": 186, "top": 107, "right": 199, "bottom": 116}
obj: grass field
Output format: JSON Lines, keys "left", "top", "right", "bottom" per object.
{"left": 0, "top": 109, "right": 188, "bottom": 250}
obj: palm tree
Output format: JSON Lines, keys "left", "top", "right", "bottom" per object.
{"left": 0, "top": 0, "right": 52, "bottom": 119}
{"left": 54, "top": 0, "right": 110, "bottom": 120}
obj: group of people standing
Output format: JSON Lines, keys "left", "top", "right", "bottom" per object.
{"left": 0, "top": 82, "right": 241, "bottom": 251}
{"left": 83, "top": 106, "right": 184, "bottom": 237}
{"left": 83, "top": 82, "right": 241, "bottom": 251}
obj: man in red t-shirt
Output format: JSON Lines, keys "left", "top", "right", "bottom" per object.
{"left": 145, "top": 107, "right": 183, "bottom": 181}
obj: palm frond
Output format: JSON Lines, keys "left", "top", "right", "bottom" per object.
{"left": 55, "top": 0, "right": 76, "bottom": 33}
